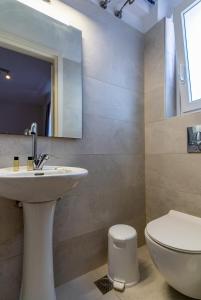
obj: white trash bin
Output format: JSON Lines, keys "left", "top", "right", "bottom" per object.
{"left": 108, "top": 224, "right": 139, "bottom": 291}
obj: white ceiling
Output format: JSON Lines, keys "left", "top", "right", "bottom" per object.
{"left": 89, "top": 0, "right": 183, "bottom": 32}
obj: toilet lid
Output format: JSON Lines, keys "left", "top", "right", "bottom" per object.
{"left": 146, "top": 210, "right": 201, "bottom": 253}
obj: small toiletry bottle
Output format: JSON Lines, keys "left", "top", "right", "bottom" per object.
{"left": 27, "top": 156, "right": 33, "bottom": 171}
{"left": 13, "top": 156, "right": 19, "bottom": 172}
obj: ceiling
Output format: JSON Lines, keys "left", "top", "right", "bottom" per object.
{"left": 89, "top": 0, "right": 183, "bottom": 32}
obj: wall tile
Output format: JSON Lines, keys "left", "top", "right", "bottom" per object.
{"left": 54, "top": 228, "right": 108, "bottom": 286}
{"left": 146, "top": 186, "right": 201, "bottom": 223}
{"left": 48, "top": 114, "right": 144, "bottom": 155}
{"left": 83, "top": 77, "right": 144, "bottom": 123}
{"left": 0, "top": 0, "right": 145, "bottom": 294}
{"left": 0, "top": 233, "right": 22, "bottom": 262}
{"left": 144, "top": 20, "right": 201, "bottom": 224}
{"left": 0, "top": 255, "right": 22, "bottom": 300}
{"left": 53, "top": 154, "right": 145, "bottom": 243}
{"left": 146, "top": 154, "right": 201, "bottom": 199}
{"left": 147, "top": 111, "right": 201, "bottom": 155}
{"left": 144, "top": 86, "right": 164, "bottom": 123}
{"left": 54, "top": 183, "right": 145, "bottom": 243}
{"left": 144, "top": 20, "right": 165, "bottom": 94}
{"left": 0, "top": 198, "right": 23, "bottom": 245}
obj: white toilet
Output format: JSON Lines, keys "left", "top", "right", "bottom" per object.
{"left": 145, "top": 210, "right": 201, "bottom": 299}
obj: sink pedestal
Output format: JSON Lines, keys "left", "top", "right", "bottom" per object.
{"left": 0, "top": 165, "right": 88, "bottom": 300}
{"left": 20, "top": 200, "right": 56, "bottom": 300}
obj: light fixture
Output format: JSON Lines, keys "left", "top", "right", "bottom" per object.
{"left": 5, "top": 73, "right": 11, "bottom": 80}
{"left": 99, "top": 0, "right": 112, "bottom": 9}
{"left": 114, "top": 0, "right": 135, "bottom": 19}
{"left": 147, "top": 0, "right": 156, "bottom": 4}
{"left": 0, "top": 68, "right": 12, "bottom": 80}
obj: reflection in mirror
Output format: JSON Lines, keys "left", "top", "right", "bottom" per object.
{"left": 0, "top": 46, "right": 53, "bottom": 136}
{"left": 0, "top": 0, "right": 83, "bottom": 138}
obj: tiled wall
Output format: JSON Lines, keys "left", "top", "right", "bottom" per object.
{"left": 0, "top": 1, "right": 145, "bottom": 299}
{"left": 145, "top": 19, "right": 201, "bottom": 223}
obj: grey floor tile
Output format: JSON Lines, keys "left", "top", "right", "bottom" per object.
{"left": 56, "top": 246, "right": 192, "bottom": 300}
{"left": 115, "top": 246, "right": 191, "bottom": 300}
{"left": 56, "top": 270, "right": 119, "bottom": 300}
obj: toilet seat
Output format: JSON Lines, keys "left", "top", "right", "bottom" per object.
{"left": 146, "top": 210, "right": 201, "bottom": 254}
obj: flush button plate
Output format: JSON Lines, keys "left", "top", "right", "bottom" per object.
{"left": 187, "top": 126, "right": 201, "bottom": 153}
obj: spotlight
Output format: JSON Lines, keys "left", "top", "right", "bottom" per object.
{"left": 99, "top": 0, "right": 111, "bottom": 9}
{"left": 5, "top": 73, "right": 11, "bottom": 80}
{"left": 147, "top": 0, "right": 155, "bottom": 4}
{"left": 114, "top": 9, "right": 123, "bottom": 18}
{"left": 114, "top": 0, "right": 135, "bottom": 19}
{"left": 0, "top": 68, "right": 12, "bottom": 80}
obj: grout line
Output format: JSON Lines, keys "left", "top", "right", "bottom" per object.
{"left": 145, "top": 183, "right": 201, "bottom": 198}
{"left": 83, "top": 112, "right": 144, "bottom": 125}
{"left": 84, "top": 75, "right": 143, "bottom": 95}
{"left": 0, "top": 253, "right": 22, "bottom": 263}
{"left": 145, "top": 153, "right": 189, "bottom": 156}
{"left": 48, "top": 153, "right": 145, "bottom": 157}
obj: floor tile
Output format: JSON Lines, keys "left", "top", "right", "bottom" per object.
{"left": 56, "top": 267, "right": 118, "bottom": 300}
{"left": 56, "top": 245, "right": 191, "bottom": 300}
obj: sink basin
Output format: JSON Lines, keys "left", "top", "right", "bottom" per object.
{"left": 0, "top": 166, "right": 88, "bottom": 202}
{"left": 0, "top": 165, "right": 88, "bottom": 300}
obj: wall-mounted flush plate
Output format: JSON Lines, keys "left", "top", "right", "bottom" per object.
{"left": 187, "top": 126, "right": 201, "bottom": 153}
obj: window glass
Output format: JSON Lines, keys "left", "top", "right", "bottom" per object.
{"left": 184, "top": 1, "right": 201, "bottom": 102}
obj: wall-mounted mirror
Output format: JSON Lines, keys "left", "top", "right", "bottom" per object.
{"left": 0, "top": 0, "right": 83, "bottom": 138}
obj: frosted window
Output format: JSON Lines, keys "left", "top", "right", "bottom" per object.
{"left": 184, "top": 1, "right": 201, "bottom": 102}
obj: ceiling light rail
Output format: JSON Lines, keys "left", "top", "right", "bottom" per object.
{"left": 99, "top": 0, "right": 156, "bottom": 19}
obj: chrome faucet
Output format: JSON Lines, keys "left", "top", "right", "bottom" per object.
{"left": 24, "top": 122, "right": 49, "bottom": 170}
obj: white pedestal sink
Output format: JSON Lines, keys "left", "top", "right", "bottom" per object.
{"left": 0, "top": 166, "right": 88, "bottom": 300}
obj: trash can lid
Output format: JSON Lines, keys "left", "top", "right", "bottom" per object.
{"left": 109, "top": 224, "right": 137, "bottom": 241}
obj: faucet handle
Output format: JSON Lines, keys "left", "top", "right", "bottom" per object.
{"left": 24, "top": 128, "right": 31, "bottom": 136}
{"left": 35, "top": 154, "right": 49, "bottom": 170}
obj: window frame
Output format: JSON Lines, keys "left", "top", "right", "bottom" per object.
{"left": 174, "top": 0, "right": 201, "bottom": 113}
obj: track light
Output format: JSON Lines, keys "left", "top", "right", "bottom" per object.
{"left": 114, "top": 0, "right": 135, "bottom": 19}
{"left": 5, "top": 73, "right": 11, "bottom": 80}
{"left": 0, "top": 68, "right": 12, "bottom": 80}
{"left": 99, "top": 0, "right": 112, "bottom": 9}
{"left": 147, "top": 0, "right": 156, "bottom": 4}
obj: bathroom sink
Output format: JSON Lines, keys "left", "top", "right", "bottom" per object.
{"left": 0, "top": 166, "right": 88, "bottom": 202}
{"left": 0, "top": 165, "right": 88, "bottom": 300}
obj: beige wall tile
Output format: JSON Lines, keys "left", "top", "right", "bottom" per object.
{"left": 144, "top": 20, "right": 165, "bottom": 94}
{"left": 144, "top": 86, "right": 164, "bottom": 123}
{"left": 146, "top": 186, "right": 201, "bottom": 223}
{"left": 146, "top": 154, "right": 201, "bottom": 195}
{"left": 148, "top": 111, "right": 201, "bottom": 154}
{"left": 145, "top": 20, "right": 201, "bottom": 224}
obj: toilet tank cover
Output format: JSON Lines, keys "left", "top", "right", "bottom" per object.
{"left": 146, "top": 210, "right": 201, "bottom": 253}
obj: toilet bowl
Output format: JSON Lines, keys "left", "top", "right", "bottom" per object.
{"left": 145, "top": 210, "right": 201, "bottom": 299}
